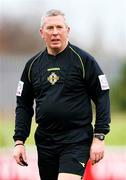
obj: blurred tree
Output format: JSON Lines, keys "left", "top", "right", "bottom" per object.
{"left": 111, "top": 60, "right": 126, "bottom": 111}
{"left": 0, "top": 20, "right": 44, "bottom": 55}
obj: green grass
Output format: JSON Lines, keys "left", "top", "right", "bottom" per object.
{"left": 105, "top": 112, "right": 126, "bottom": 145}
{"left": 0, "top": 112, "right": 126, "bottom": 147}
{"left": 0, "top": 115, "right": 37, "bottom": 147}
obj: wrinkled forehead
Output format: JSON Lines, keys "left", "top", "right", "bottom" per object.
{"left": 43, "top": 15, "right": 67, "bottom": 27}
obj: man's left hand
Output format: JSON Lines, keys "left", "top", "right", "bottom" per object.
{"left": 90, "top": 137, "right": 105, "bottom": 165}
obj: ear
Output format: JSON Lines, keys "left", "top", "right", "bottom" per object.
{"left": 39, "top": 27, "right": 44, "bottom": 39}
{"left": 67, "top": 26, "right": 70, "bottom": 34}
{"left": 67, "top": 26, "right": 70, "bottom": 37}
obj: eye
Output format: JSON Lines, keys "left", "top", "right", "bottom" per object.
{"left": 46, "top": 26, "right": 53, "bottom": 30}
{"left": 57, "top": 25, "right": 63, "bottom": 29}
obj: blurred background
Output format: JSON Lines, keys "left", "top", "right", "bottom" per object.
{"left": 0, "top": 0, "right": 126, "bottom": 179}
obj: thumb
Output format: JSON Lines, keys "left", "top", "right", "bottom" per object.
{"left": 21, "top": 147, "right": 27, "bottom": 162}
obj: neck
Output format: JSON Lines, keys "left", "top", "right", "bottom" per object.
{"left": 47, "top": 41, "right": 68, "bottom": 56}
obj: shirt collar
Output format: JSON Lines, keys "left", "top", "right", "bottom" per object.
{"left": 45, "top": 42, "right": 70, "bottom": 57}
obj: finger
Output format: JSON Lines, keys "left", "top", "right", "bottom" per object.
{"left": 90, "top": 152, "right": 96, "bottom": 165}
{"left": 100, "top": 152, "right": 104, "bottom": 159}
{"left": 19, "top": 155, "right": 28, "bottom": 166}
{"left": 95, "top": 153, "right": 101, "bottom": 162}
{"left": 90, "top": 153, "right": 100, "bottom": 165}
{"left": 15, "top": 154, "right": 23, "bottom": 166}
{"left": 13, "top": 152, "right": 21, "bottom": 164}
{"left": 90, "top": 152, "right": 95, "bottom": 161}
{"left": 92, "top": 158, "right": 100, "bottom": 165}
{"left": 13, "top": 152, "right": 26, "bottom": 166}
{"left": 96, "top": 152, "right": 104, "bottom": 162}
{"left": 92, "top": 160, "right": 96, "bottom": 165}
{"left": 93, "top": 153, "right": 104, "bottom": 165}
{"left": 14, "top": 155, "right": 24, "bottom": 166}
{"left": 22, "top": 151, "right": 27, "bottom": 163}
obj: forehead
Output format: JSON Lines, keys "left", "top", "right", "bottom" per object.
{"left": 43, "top": 15, "right": 66, "bottom": 27}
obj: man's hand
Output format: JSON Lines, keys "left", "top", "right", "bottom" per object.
{"left": 90, "top": 137, "right": 105, "bottom": 165}
{"left": 13, "top": 140, "right": 28, "bottom": 166}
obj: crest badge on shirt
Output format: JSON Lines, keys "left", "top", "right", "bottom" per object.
{"left": 16, "top": 81, "right": 24, "bottom": 96}
{"left": 47, "top": 72, "right": 59, "bottom": 85}
{"left": 98, "top": 74, "right": 109, "bottom": 90}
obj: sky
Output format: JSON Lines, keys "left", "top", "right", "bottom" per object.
{"left": 0, "top": 0, "right": 126, "bottom": 54}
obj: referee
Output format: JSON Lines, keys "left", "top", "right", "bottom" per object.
{"left": 13, "top": 9, "right": 111, "bottom": 180}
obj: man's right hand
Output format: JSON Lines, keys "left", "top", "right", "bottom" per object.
{"left": 13, "top": 140, "right": 28, "bottom": 166}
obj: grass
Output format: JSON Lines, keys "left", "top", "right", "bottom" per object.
{"left": 0, "top": 116, "right": 37, "bottom": 147}
{"left": 105, "top": 112, "right": 126, "bottom": 145}
{"left": 0, "top": 112, "right": 126, "bottom": 147}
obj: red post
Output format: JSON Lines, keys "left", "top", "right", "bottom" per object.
{"left": 83, "top": 160, "right": 94, "bottom": 180}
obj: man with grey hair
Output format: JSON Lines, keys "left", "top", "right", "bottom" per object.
{"left": 13, "top": 9, "right": 111, "bottom": 180}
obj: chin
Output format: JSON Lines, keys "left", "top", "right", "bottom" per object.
{"left": 51, "top": 44, "right": 61, "bottom": 48}
{"left": 51, "top": 44, "right": 61, "bottom": 49}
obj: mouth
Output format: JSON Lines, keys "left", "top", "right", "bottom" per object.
{"left": 51, "top": 39, "right": 60, "bottom": 43}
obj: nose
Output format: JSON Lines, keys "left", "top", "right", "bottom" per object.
{"left": 52, "top": 27, "right": 58, "bottom": 35}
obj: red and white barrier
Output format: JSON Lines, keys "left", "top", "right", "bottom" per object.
{"left": 0, "top": 147, "right": 40, "bottom": 180}
{"left": 0, "top": 146, "right": 126, "bottom": 180}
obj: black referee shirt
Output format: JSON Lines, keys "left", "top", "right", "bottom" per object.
{"left": 13, "top": 43, "right": 110, "bottom": 143}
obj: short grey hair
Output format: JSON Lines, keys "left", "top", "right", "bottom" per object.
{"left": 40, "top": 9, "right": 67, "bottom": 27}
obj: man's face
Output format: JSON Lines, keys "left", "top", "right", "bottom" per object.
{"left": 40, "top": 15, "right": 70, "bottom": 54}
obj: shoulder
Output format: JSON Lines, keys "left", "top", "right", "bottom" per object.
{"left": 23, "top": 50, "right": 45, "bottom": 82}
{"left": 68, "top": 43, "right": 95, "bottom": 63}
{"left": 25, "top": 50, "right": 45, "bottom": 68}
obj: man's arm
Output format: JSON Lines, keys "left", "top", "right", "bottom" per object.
{"left": 84, "top": 56, "right": 111, "bottom": 165}
{"left": 90, "top": 90, "right": 110, "bottom": 165}
{"left": 13, "top": 62, "right": 34, "bottom": 165}
{"left": 13, "top": 61, "right": 34, "bottom": 142}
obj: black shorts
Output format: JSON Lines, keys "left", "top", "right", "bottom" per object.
{"left": 35, "top": 137, "right": 91, "bottom": 180}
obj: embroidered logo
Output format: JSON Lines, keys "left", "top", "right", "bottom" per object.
{"left": 16, "top": 81, "right": 24, "bottom": 96}
{"left": 79, "top": 162, "right": 85, "bottom": 168}
{"left": 47, "top": 72, "right": 59, "bottom": 85}
{"left": 98, "top": 74, "right": 109, "bottom": 90}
